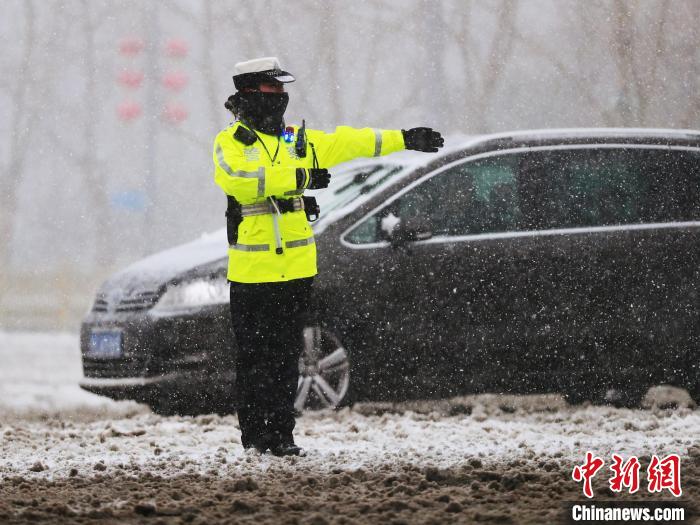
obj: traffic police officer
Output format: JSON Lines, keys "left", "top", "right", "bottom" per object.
{"left": 213, "top": 57, "right": 444, "bottom": 456}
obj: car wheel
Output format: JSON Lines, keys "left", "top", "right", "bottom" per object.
{"left": 294, "top": 326, "right": 351, "bottom": 412}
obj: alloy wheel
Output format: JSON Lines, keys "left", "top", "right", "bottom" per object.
{"left": 295, "top": 326, "right": 350, "bottom": 411}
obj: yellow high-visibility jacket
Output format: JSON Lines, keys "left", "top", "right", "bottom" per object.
{"left": 213, "top": 122, "right": 405, "bottom": 283}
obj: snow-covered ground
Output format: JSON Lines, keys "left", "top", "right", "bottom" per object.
{"left": 1, "top": 331, "right": 699, "bottom": 524}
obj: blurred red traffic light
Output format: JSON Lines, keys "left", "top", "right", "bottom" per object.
{"left": 119, "top": 37, "right": 145, "bottom": 56}
{"left": 162, "top": 102, "right": 188, "bottom": 124}
{"left": 117, "top": 101, "right": 142, "bottom": 121}
{"left": 162, "top": 71, "right": 188, "bottom": 91}
{"left": 117, "top": 70, "right": 144, "bottom": 88}
{"left": 165, "top": 38, "right": 188, "bottom": 58}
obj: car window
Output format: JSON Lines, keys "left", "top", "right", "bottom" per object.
{"left": 344, "top": 147, "right": 700, "bottom": 245}
{"left": 345, "top": 156, "right": 521, "bottom": 243}
{"left": 644, "top": 150, "right": 700, "bottom": 222}
{"left": 395, "top": 156, "right": 521, "bottom": 236}
{"left": 518, "top": 148, "right": 700, "bottom": 229}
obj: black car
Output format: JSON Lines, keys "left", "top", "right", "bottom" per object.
{"left": 80, "top": 128, "right": 700, "bottom": 414}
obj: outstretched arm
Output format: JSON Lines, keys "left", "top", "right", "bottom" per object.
{"left": 308, "top": 127, "right": 403, "bottom": 168}
{"left": 309, "top": 126, "right": 443, "bottom": 168}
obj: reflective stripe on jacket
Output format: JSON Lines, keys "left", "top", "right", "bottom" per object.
{"left": 213, "top": 122, "right": 405, "bottom": 283}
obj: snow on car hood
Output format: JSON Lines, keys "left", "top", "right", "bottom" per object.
{"left": 105, "top": 229, "right": 228, "bottom": 291}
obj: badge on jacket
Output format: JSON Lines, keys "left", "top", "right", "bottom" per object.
{"left": 286, "top": 146, "right": 299, "bottom": 159}
{"left": 243, "top": 147, "right": 260, "bottom": 162}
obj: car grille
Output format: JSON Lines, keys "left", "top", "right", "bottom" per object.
{"left": 92, "top": 297, "right": 109, "bottom": 312}
{"left": 92, "top": 290, "right": 161, "bottom": 313}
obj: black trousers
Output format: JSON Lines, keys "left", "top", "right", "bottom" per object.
{"left": 229, "top": 277, "right": 313, "bottom": 448}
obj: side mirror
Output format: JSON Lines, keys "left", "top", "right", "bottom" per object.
{"left": 380, "top": 212, "right": 433, "bottom": 247}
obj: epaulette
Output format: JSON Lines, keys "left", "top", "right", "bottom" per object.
{"left": 233, "top": 125, "right": 257, "bottom": 146}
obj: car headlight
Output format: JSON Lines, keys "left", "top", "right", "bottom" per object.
{"left": 152, "top": 278, "right": 228, "bottom": 312}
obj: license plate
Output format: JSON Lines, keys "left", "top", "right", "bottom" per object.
{"left": 87, "top": 331, "right": 123, "bottom": 359}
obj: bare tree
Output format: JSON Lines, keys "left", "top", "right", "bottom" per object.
{"left": 77, "top": 0, "right": 111, "bottom": 266}
{"left": 200, "top": 1, "right": 220, "bottom": 129}
{"left": 607, "top": 0, "right": 672, "bottom": 125}
{"left": 0, "top": 1, "right": 37, "bottom": 272}
{"left": 342, "top": 1, "right": 426, "bottom": 126}
{"left": 679, "top": 1, "right": 700, "bottom": 128}
{"left": 318, "top": 2, "right": 341, "bottom": 125}
{"left": 470, "top": 0, "right": 518, "bottom": 131}
{"left": 40, "top": 0, "right": 113, "bottom": 267}
{"left": 441, "top": 0, "right": 519, "bottom": 132}
{"left": 421, "top": 0, "right": 450, "bottom": 126}
{"left": 580, "top": 0, "right": 673, "bottom": 127}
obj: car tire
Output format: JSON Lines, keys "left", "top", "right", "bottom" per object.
{"left": 294, "top": 325, "right": 352, "bottom": 413}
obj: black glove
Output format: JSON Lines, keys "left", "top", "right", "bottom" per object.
{"left": 296, "top": 168, "right": 331, "bottom": 190}
{"left": 402, "top": 127, "right": 444, "bottom": 152}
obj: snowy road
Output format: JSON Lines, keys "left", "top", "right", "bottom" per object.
{"left": 1, "top": 331, "right": 699, "bottom": 524}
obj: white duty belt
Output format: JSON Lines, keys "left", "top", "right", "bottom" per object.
{"left": 240, "top": 197, "right": 304, "bottom": 217}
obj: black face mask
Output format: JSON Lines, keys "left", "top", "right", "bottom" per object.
{"left": 235, "top": 91, "right": 289, "bottom": 135}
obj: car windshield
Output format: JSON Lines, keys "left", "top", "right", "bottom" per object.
{"left": 314, "top": 164, "right": 404, "bottom": 216}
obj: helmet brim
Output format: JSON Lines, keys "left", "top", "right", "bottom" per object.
{"left": 233, "top": 69, "right": 295, "bottom": 89}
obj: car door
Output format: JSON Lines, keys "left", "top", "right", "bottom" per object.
{"left": 514, "top": 146, "right": 700, "bottom": 402}
{"left": 342, "top": 154, "right": 528, "bottom": 399}
{"left": 339, "top": 143, "right": 700, "bottom": 404}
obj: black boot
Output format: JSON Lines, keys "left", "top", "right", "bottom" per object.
{"left": 268, "top": 434, "right": 304, "bottom": 457}
{"left": 242, "top": 431, "right": 274, "bottom": 453}
{"left": 243, "top": 442, "right": 268, "bottom": 454}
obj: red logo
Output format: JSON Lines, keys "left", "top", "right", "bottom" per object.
{"left": 648, "top": 454, "right": 682, "bottom": 497}
{"left": 572, "top": 451, "right": 605, "bottom": 498}
{"left": 573, "top": 452, "right": 682, "bottom": 498}
{"left": 609, "top": 454, "right": 640, "bottom": 494}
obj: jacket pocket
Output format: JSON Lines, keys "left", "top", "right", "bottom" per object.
{"left": 281, "top": 212, "right": 311, "bottom": 238}
{"left": 238, "top": 215, "right": 270, "bottom": 246}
